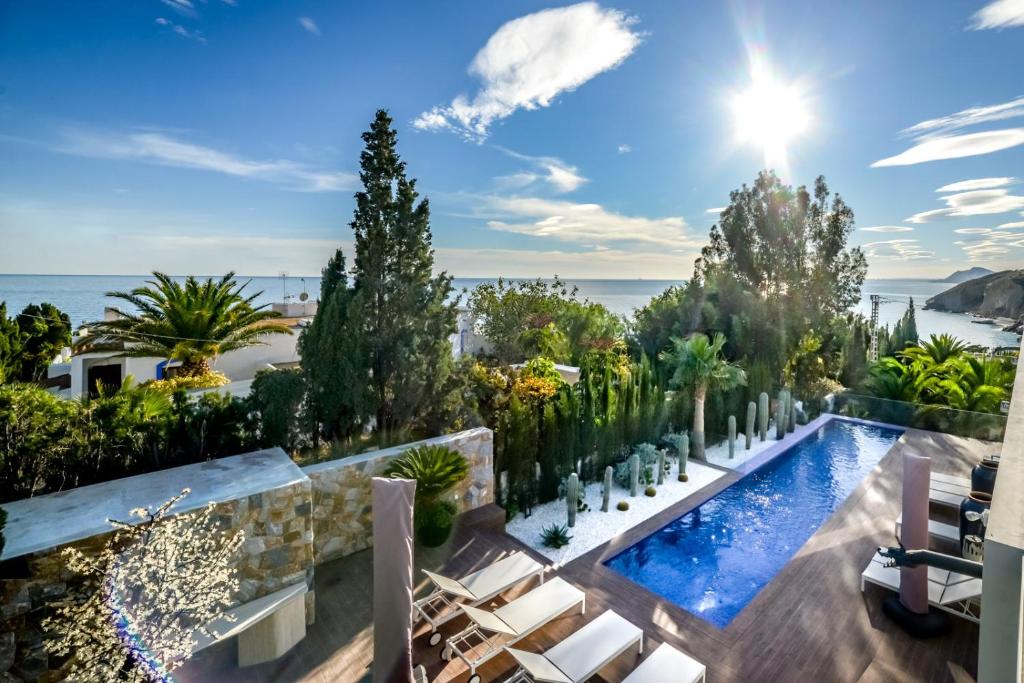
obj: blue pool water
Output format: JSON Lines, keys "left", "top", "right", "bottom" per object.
{"left": 604, "top": 419, "right": 903, "bottom": 628}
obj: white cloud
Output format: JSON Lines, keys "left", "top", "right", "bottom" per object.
{"left": 494, "top": 147, "right": 587, "bottom": 193}
{"left": 936, "top": 177, "right": 1016, "bottom": 192}
{"left": 902, "top": 96, "right": 1024, "bottom": 137}
{"left": 950, "top": 223, "right": 1024, "bottom": 261}
{"left": 954, "top": 227, "right": 995, "bottom": 234}
{"left": 872, "top": 128, "right": 1024, "bottom": 167}
{"left": 57, "top": 129, "right": 356, "bottom": 192}
{"left": 862, "top": 238, "right": 935, "bottom": 260}
{"left": 860, "top": 225, "right": 915, "bottom": 233}
{"left": 413, "top": 2, "right": 641, "bottom": 142}
{"left": 155, "top": 16, "right": 205, "bottom": 43}
{"left": 705, "top": 207, "right": 727, "bottom": 214}
{"left": 617, "top": 144, "right": 631, "bottom": 154}
{"left": 481, "top": 195, "right": 690, "bottom": 247}
{"left": 998, "top": 220, "right": 1024, "bottom": 228}
{"left": 297, "top": 17, "right": 320, "bottom": 35}
{"left": 160, "top": 0, "right": 195, "bottom": 16}
{"left": 969, "top": 0, "right": 1024, "bottom": 30}
{"left": 906, "top": 187, "right": 1024, "bottom": 223}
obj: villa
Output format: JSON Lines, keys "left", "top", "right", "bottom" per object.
{"left": 0, "top": 335, "right": 1018, "bottom": 682}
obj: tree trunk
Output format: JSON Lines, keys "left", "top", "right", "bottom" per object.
{"left": 692, "top": 384, "right": 706, "bottom": 459}
{"left": 180, "top": 357, "right": 211, "bottom": 378}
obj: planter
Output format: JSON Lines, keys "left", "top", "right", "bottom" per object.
{"left": 970, "top": 457, "right": 999, "bottom": 495}
{"left": 415, "top": 501, "right": 457, "bottom": 548}
{"left": 959, "top": 491, "right": 992, "bottom": 550}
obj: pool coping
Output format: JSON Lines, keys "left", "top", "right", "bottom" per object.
{"left": 561, "top": 413, "right": 908, "bottom": 639}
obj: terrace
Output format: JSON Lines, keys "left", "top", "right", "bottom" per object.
{"left": 174, "top": 415, "right": 1014, "bottom": 682}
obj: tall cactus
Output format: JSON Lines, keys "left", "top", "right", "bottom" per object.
{"left": 566, "top": 473, "right": 579, "bottom": 528}
{"left": 745, "top": 401, "right": 756, "bottom": 450}
{"left": 728, "top": 415, "right": 736, "bottom": 459}
{"left": 787, "top": 392, "right": 797, "bottom": 432}
{"left": 678, "top": 433, "right": 690, "bottom": 482}
{"left": 657, "top": 449, "right": 666, "bottom": 485}
{"left": 601, "top": 466, "right": 612, "bottom": 512}
{"left": 758, "top": 392, "right": 769, "bottom": 442}
{"left": 775, "top": 390, "right": 787, "bottom": 440}
{"left": 629, "top": 453, "right": 640, "bottom": 496}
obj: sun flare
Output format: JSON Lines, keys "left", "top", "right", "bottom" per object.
{"left": 730, "top": 65, "right": 811, "bottom": 173}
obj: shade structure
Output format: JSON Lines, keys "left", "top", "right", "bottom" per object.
{"left": 900, "top": 452, "right": 930, "bottom": 614}
{"left": 372, "top": 476, "right": 417, "bottom": 683}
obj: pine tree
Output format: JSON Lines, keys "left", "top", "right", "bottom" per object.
{"left": 299, "top": 249, "right": 368, "bottom": 443}
{"left": 348, "top": 110, "right": 457, "bottom": 435}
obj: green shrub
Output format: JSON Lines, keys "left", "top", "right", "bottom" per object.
{"left": 541, "top": 524, "right": 572, "bottom": 549}
{"left": 645, "top": 485, "right": 657, "bottom": 497}
{"left": 249, "top": 368, "right": 306, "bottom": 452}
{"left": 144, "top": 371, "right": 229, "bottom": 393}
{"left": 617, "top": 500, "right": 629, "bottom": 511}
{"left": 384, "top": 444, "right": 469, "bottom": 547}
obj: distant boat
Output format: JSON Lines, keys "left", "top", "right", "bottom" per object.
{"left": 971, "top": 318, "right": 996, "bottom": 325}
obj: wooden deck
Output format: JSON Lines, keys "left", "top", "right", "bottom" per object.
{"left": 180, "top": 426, "right": 992, "bottom": 683}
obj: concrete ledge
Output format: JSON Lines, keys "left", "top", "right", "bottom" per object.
{"left": 0, "top": 447, "right": 305, "bottom": 561}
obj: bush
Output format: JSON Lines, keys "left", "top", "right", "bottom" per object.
{"left": 249, "top": 368, "right": 306, "bottom": 452}
{"left": 617, "top": 500, "right": 630, "bottom": 511}
{"left": 541, "top": 524, "right": 572, "bottom": 548}
{"left": 144, "top": 371, "right": 229, "bottom": 393}
{"left": 384, "top": 444, "right": 469, "bottom": 547}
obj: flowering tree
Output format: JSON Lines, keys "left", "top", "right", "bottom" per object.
{"left": 43, "top": 489, "right": 244, "bottom": 681}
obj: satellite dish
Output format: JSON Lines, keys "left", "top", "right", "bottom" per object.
{"left": 299, "top": 292, "right": 309, "bottom": 302}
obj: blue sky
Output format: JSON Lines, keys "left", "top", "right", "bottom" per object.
{"left": 1, "top": 1, "right": 1023, "bottom": 279}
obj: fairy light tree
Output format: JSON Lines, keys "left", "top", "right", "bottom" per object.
{"left": 43, "top": 489, "right": 244, "bottom": 681}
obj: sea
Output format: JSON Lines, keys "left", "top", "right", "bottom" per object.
{"left": 0, "top": 274, "right": 1018, "bottom": 349}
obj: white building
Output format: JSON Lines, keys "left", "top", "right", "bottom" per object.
{"left": 56, "top": 303, "right": 313, "bottom": 399}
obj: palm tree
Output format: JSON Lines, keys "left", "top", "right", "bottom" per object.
{"left": 77, "top": 272, "right": 292, "bottom": 378}
{"left": 899, "top": 333, "right": 969, "bottom": 367}
{"left": 659, "top": 332, "right": 746, "bottom": 458}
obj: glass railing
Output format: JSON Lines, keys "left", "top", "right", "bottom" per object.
{"left": 831, "top": 392, "right": 1007, "bottom": 442}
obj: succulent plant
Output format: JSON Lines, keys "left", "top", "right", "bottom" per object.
{"left": 787, "top": 391, "right": 797, "bottom": 432}
{"left": 758, "top": 392, "right": 769, "bottom": 442}
{"left": 728, "top": 415, "right": 736, "bottom": 459}
{"left": 776, "top": 390, "right": 787, "bottom": 440}
{"left": 541, "top": 524, "right": 572, "bottom": 549}
{"left": 656, "top": 449, "right": 666, "bottom": 485}
{"left": 566, "top": 473, "right": 579, "bottom": 528}
{"left": 746, "top": 401, "right": 756, "bottom": 450}
{"left": 678, "top": 432, "right": 690, "bottom": 477}
{"left": 601, "top": 466, "right": 613, "bottom": 512}
{"left": 644, "top": 485, "right": 657, "bottom": 497}
{"left": 629, "top": 453, "right": 640, "bottom": 497}
{"left": 678, "top": 473, "right": 689, "bottom": 482}
{"left": 617, "top": 500, "right": 630, "bottom": 512}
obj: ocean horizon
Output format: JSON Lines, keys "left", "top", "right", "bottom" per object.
{"left": 0, "top": 273, "right": 1018, "bottom": 349}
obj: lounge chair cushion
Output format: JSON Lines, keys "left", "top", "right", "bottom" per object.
{"left": 456, "top": 552, "right": 543, "bottom": 600}
{"left": 623, "top": 643, "right": 706, "bottom": 683}
{"left": 493, "top": 577, "right": 583, "bottom": 635}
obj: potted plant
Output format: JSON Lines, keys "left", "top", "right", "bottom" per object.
{"left": 384, "top": 444, "right": 469, "bottom": 547}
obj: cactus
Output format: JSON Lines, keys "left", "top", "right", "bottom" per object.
{"left": 745, "top": 401, "right": 755, "bottom": 450}
{"left": 728, "top": 415, "right": 737, "bottom": 459}
{"left": 758, "top": 392, "right": 769, "bottom": 442}
{"left": 657, "top": 449, "right": 666, "bottom": 485}
{"left": 601, "top": 466, "right": 612, "bottom": 512}
{"left": 644, "top": 486, "right": 657, "bottom": 497}
{"left": 775, "top": 390, "right": 786, "bottom": 440}
{"left": 788, "top": 392, "right": 797, "bottom": 432}
{"left": 678, "top": 433, "right": 690, "bottom": 482}
{"left": 617, "top": 500, "right": 630, "bottom": 511}
{"left": 566, "top": 473, "right": 579, "bottom": 528}
{"left": 629, "top": 453, "right": 640, "bottom": 497}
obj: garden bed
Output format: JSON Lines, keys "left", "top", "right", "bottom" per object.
{"left": 506, "top": 461, "right": 725, "bottom": 565}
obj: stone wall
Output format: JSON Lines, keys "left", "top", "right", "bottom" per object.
{"left": 0, "top": 449, "right": 314, "bottom": 682}
{"left": 303, "top": 427, "right": 494, "bottom": 564}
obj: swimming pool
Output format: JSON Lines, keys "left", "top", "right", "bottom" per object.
{"left": 604, "top": 418, "right": 903, "bottom": 628}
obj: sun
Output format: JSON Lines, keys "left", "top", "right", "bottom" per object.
{"left": 730, "top": 65, "right": 811, "bottom": 173}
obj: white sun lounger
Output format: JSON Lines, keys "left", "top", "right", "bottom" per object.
{"left": 415, "top": 551, "right": 546, "bottom": 644}
{"left": 894, "top": 513, "right": 960, "bottom": 545}
{"left": 622, "top": 642, "right": 707, "bottom": 683}
{"left": 442, "top": 576, "right": 585, "bottom": 682}
{"left": 504, "top": 610, "right": 643, "bottom": 683}
{"left": 860, "top": 551, "right": 981, "bottom": 622}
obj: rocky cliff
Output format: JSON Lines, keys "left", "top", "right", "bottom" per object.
{"left": 924, "top": 269, "right": 1024, "bottom": 321}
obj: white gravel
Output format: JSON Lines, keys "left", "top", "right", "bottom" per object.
{"left": 506, "top": 460, "right": 725, "bottom": 565}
